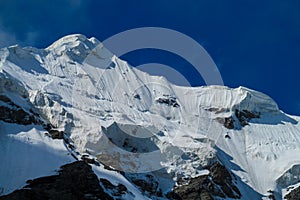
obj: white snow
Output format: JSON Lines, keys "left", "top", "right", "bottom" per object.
{"left": 0, "top": 34, "right": 300, "bottom": 199}
{"left": 282, "top": 182, "right": 300, "bottom": 198}
{"left": 0, "top": 122, "right": 75, "bottom": 195}
{"left": 92, "top": 165, "right": 151, "bottom": 200}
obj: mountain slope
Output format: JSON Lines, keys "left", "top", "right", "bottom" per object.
{"left": 0, "top": 34, "right": 300, "bottom": 199}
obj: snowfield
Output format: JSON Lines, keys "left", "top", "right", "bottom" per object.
{"left": 0, "top": 34, "right": 300, "bottom": 199}
{"left": 0, "top": 122, "right": 74, "bottom": 195}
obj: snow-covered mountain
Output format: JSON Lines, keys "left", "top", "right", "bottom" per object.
{"left": 0, "top": 34, "right": 300, "bottom": 200}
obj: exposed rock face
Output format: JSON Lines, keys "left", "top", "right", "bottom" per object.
{"left": 169, "top": 162, "right": 241, "bottom": 200}
{"left": 100, "top": 178, "right": 128, "bottom": 197}
{"left": 47, "top": 129, "right": 64, "bottom": 139}
{"left": 156, "top": 96, "right": 180, "bottom": 108}
{"left": 0, "top": 161, "right": 113, "bottom": 200}
{"left": 130, "top": 174, "right": 162, "bottom": 197}
{"left": 1, "top": 34, "right": 300, "bottom": 200}
{"left": 81, "top": 155, "right": 98, "bottom": 165}
{"left": 0, "top": 155, "right": 240, "bottom": 200}
{"left": 234, "top": 109, "right": 260, "bottom": 127}
{"left": 216, "top": 116, "right": 235, "bottom": 129}
{"left": 284, "top": 186, "right": 300, "bottom": 200}
{"left": 0, "top": 95, "right": 38, "bottom": 125}
{"left": 277, "top": 165, "right": 300, "bottom": 189}
{"left": 216, "top": 109, "right": 260, "bottom": 129}
{"left": 224, "top": 117, "right": 235, "bottom": 129}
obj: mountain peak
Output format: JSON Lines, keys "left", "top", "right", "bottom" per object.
{"left": 235, "top": 86, "right": 279, "bottom": 113}
{"left": 45, "top": 34, "right": 101, "bottom": 62}
{"left": 46, "top": 34, "right": 99, "bottom": 49}
{"left": 0, "top": 34, "right": 300, "bottom": 200}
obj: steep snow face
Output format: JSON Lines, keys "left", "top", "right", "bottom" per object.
{"left": 0, "top": 34, "right": 299, "bottom": 199}
{"left": 0, "top": 122, "right": 75, "bottom": 195}
{"left": 46, "top": 34, "right": 101, "bottom": 63}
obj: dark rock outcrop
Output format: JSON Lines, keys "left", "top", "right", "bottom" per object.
{"left": 47, "top": 129, "right": 64, "bottom": 139}
{"left": 216, "top": 109, "right": 260, "bottom": 129}
{"left": 0, "top": 161, "right": 113, "bottom": 200}
{"left": 81, "top": 155, "right": 98, "bottom": 165}
{"left": 100, "top": 178, "right": 128, "bottom": 197}
{"left": 0, "top": 95, "right": 37, "bottom": 125}
{"left": 133, "top": 94, "right": 141, "bottom": 100}
{"left": 216, "top": 117, "right": 235, "bottom": 129}
{"left": 235, "top": 109, "right": 260, "bottom": 127}
{"left": 130, "top": 175, "right": 162, "bottom": 197}
{"left": 156, "top": 96, "right": 180, "bottom": 108}
{"left": 284, "top": 186, "right": 300, "bottom": 200}
{"left": 169, "top": 162, "right": 241, "bottom": 200}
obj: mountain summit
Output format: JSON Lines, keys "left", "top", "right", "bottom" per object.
{"left": 0, "top": 35, "right": 299, "bottom": 200}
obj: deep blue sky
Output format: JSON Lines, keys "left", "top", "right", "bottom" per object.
{"left": 0, "top": 0, "right": 299, "bottom": 115}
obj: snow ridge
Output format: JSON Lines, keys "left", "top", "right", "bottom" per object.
{"left": 0, "top": 34, "right": 299, "bottom": 199}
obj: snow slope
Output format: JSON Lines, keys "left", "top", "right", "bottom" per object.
{"left": 0, "top": 122, "right": 74, "bottom": 195}
{"left": 0, "top": 34, "right": 300, "bottom": 199}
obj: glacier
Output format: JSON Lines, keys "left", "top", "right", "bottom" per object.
{"left": 0, "top": 34, "right": 299, "bottom": 199}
